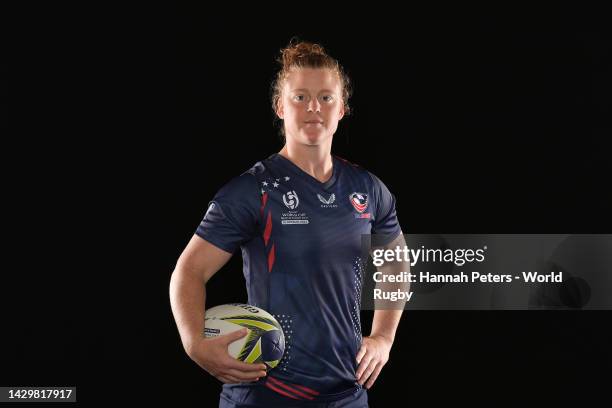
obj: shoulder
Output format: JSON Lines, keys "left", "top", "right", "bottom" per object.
{"left": 333, "top": 155, "right": 387, "bottom": 189}
{"left": 215, "top": 159, "right": 271, "bottom": 198}
{"left": 334, "top": 154, "right": 368, "bottom": 180}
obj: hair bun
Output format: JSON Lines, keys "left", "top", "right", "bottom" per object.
{"left": 279, "top": 40, "right": 328, "bottom": 67}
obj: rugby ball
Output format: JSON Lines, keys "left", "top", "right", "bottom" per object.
{"left": 204, "top": 303, "right": 285, "bottom": 369}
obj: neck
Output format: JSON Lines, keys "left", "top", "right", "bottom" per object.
{"left": 278, "top": 142, "right": 333, "bottom": 183}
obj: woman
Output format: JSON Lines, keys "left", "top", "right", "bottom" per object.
{"left": 170, "top": 40, "right": 404, "bottom": 407}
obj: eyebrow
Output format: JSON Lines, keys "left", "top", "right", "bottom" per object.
{"left": 291, "top": 88, "right": 336, "bottom": 94}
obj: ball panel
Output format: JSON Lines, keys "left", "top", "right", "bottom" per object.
{"left": 244, "top": 338, "right": 262, "bottom": 363}
{"left": 266, "top": 359, "right": 280, "bottom": 368}
{"left": 223, "top": 317, "right": 278, "bottom": 332}
{"left": 260, "top": 329, "right": 285, "bottom": 361}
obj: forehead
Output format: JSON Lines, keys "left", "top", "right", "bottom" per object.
{"left": 284, "top": 68, "right": 341, "bottom": 92}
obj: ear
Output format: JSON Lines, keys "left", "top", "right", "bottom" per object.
{"left": 276, "top": 99, "right": 284, "bottom": 119}
{"left": 338, "top": 104, "right": 345, "bottom": 121}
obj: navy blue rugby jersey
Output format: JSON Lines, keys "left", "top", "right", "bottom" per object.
{"left": 196, "top": 153, "right": 402, "bottom": 402}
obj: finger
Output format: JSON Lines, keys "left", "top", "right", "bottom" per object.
{"left": 218, "top": 375, "right": 241, "bottom": 384}
{"left": 226, "top": 358, "right": 267, "bottom": 372}
{"left": 360, "top": 360, "right": 378, "bottom": 386}
{"left": 225, "top": 368, "right": 267, "bottom": 381}
{"left": 356, "top": 344, "right": 367, "bottom": 364}
{"left": 365, "top": 363, "right": 383, "bottom": 389}
{"left": 222, "top": 328, "right": 248, "bottom": 344}
{"left": 355, "top": 353, "right": 373, "bottom": 381}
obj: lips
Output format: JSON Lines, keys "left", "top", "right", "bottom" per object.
{"left": 304, "top": 121, "right": 323, "bottom": 124}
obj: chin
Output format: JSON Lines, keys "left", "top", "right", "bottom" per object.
{"left": 301, "top": 131, "right": 328, "bottom": 145}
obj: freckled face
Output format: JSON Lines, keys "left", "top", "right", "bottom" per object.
{"left": 277, "top": 68, "right": 345, "bottom": 146}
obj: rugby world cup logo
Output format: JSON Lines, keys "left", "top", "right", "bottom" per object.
{"left": 283, "top": 190, "right": 300, "bottom": 210}
{"left": 349, "top": 192, "right": 368, "bottom": 213}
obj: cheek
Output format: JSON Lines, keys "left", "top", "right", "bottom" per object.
{"left": 284, "top": 104, "right": 303, "bottom": 121}
{"left": 324, "top": 105, "right": 342, "bottom": 118}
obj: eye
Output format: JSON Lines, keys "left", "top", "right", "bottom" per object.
{"left": 293, "top": 95, "right": 305, "bottom": 102}
{"left": 322, "top": 95, "right": 334, "bottom": 102}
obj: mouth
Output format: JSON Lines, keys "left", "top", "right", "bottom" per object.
{"left": 304, "top": 121, "right": 323, "bottom": 124}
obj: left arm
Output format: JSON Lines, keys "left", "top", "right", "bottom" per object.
{"left": 356, "top": 233, "right": 410, "bottom": 389}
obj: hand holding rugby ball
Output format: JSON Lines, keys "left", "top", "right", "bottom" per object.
{"left": 204, "top": 303, "right": 285, "bottom": 369}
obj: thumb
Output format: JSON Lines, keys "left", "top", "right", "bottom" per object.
{"left": 224, "top": 328, "right": 248, "bottom": 343}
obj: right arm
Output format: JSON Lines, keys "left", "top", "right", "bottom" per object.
{"left": 169, "top": 234, "right": 267, "bottom": 383}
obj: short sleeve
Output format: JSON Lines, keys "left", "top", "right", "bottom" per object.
{"left": 195, "top": 173, "right": 261, "bottom": 253}
{"left": 369, "top": 172, "right": 402, "bottom": 244}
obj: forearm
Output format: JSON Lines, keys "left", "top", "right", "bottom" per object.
{"left": 370, "top": 233, "right": 409, "bottom": 344}
{"left": 370, "top": 309, "right": 403, "bottom": 344}
{"left": 169, "top": 267, "right": 207, "bottom": 356}
{"left": 371, "top": 262, "right": 407, "bottom": 343}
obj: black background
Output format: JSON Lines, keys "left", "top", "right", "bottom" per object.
{"left": 3, "top": 4, "right": 611, "bottom": 407}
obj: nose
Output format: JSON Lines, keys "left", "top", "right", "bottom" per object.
{"left": 307, "top": 98, "right": 321, "bottom": 113}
